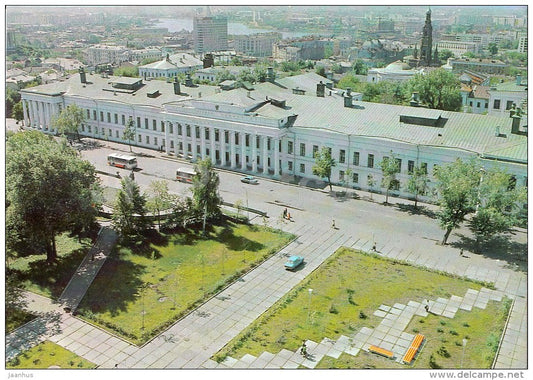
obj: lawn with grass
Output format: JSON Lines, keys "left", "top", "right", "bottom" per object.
{"left": 77, "top": 220, "right": 294, "bottom": 344}
{"left": 214, "top": 248, "right": 501, "bottom": 369}
{"left": 7, "top": 232, "right": 95, "bottom": 299}
{"left": 7, "top": 341, "right": 95, "bottom": 369}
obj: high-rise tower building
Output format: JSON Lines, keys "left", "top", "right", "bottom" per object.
{"left": 420, "top": 8, "right": 433, "bottom": 66}
{"left": 193, "top": 14, "right": 228, "bottom": 54}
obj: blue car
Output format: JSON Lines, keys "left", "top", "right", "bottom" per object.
{"left": 284, "top": 255, "right": 304, "bottom": 270}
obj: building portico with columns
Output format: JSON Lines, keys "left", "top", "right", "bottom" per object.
{"left": 20, "top": 70, "right": 527, "bottom": 204}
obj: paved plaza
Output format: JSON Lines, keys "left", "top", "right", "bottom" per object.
{"left": 5, "top": 142, "right": 527, "bottom": 370}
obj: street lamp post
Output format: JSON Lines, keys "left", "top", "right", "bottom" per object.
{"left": 307, "top": 288, "right": 313, "bottom": 324}
{"left": 461, "top": 338, "right": 468, "bottom": 368}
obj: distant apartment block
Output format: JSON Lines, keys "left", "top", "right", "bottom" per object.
{"left": 234, "top": 32, "right": 282, "bottom": 57}
{"left": 449, "top": 58, "right": 508, "bottom": 75}
{"left": 436, "top": 40, "right": 479, "bottom": 57}
{"left": 85, "top": 44, "right": 129, "bottom": 66}
{"left": 517, "top": 34, "right": 527, "bottom": 53}
{"left": 128, "top": 47, "right": 163, "bottom": 63}
{"left": 273, "top": 37, "right": 329, "bottom": 61}
{"left": 193, "top": 15, "right": 228, "bottom": 54}
{"left": 439, "top": 32, "right": 514, "bottom": 49}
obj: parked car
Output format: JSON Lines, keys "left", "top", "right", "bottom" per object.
{"left": 241, "top": 175, "right": 258, "bottom": 184}
{"left": 284, "top": 255, "right": 304, "bottom": 270}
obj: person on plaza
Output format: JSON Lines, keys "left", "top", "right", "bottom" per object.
{"left": 283, "top": 208, "right": 287, "bottom": 219}
{"left": 300, "top": 341, "right": 307, "bottom": 357}
{"left": 332, "top": 219, "right": 336, "bottom": 228}
{"left": 460, "top": 248, "right": 464, "bottom": 257}
{"left": 130, "top": 169, "right": 135, "bottom": 180}
{"left": 287, "top": 212, "right": 291, "bottom": 220}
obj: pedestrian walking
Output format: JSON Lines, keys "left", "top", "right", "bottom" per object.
{"left": 300, "top": 341, "right": 307, "bottom": 357}
{"left": 372, "top": 242, "right": 376, "bottom": 252}
{"left": 287, "top": 212, "right": 291, "bottom": 220}
{"left": 460, "top": 248, "right": 464, "bottom": 257}
{"left": 332, "top": 219, "right": 336, "bottom": 228}
{"left": 129, "top": 170, "right": 135, "bottom": 180}
{"left": 424, "top": 300, "right": 430, "bottom": 312}
{"left": 283, "top": 208, "right": 287, "bottom": 219}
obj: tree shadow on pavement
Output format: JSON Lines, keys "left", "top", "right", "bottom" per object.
{"left": 395, "top": 203, "right": 437, "bottom": 219}
{"left": 452, "top": 234, "right": 527, "bottom": 273}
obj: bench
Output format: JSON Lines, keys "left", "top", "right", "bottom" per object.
{"left": 402, "top": 334, "right": 425, "bottom": 364}
{"left": 369, "top": 345, "right": 394, "bottom": 359}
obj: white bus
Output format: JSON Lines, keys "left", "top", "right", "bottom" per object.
{"left": 176, "top": 167, "right": 196, "bottom": 183}
{"left": 107, "top": 153, "right": 138, "bottom": 170}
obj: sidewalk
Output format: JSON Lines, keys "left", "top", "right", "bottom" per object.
{"left": 6, "top": 190, "right": 527, "bottom": 369}
{"left": 6, "top": 226, "right": 118, "bottom": 362}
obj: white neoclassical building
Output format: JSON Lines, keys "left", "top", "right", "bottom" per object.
{"left": 20, "top": 71, "right": 527, "bottom": 203}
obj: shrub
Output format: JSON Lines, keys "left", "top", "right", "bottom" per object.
{"left": 359, "top": 311, "right": 367, "bottom": 319}
{"left": 437, "top": 346, "right": 450, "bottom": 358}
{"left": 329, "top": 304, "right": 339, "bottom": 314}
{"left": 429, "top": 354, "right": 441, "bottom": 369}
{"left": 419, "top": 319, "right": 425, "bottom": 323}
{"left": 440, "top": 320, "right": 447, "bottom": 326}
{"left": 449, "top": 330, "right": 459, "bottom": 336}
{"left": 437, "top": 328, "right": 444, "bottom": 333}
{"left": 463, "top": 322, "right": 470, "bottom": 327}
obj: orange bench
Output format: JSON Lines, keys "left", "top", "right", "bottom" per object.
{"left": 369, "top": 345, "right": 394, "bottom": 359}
{"left": 402, "top": 334, "right": 425, "bottom": 364}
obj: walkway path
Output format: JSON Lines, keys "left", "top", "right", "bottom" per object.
{"left": 6, "top": 204, "right": 527, "bottom": 369}
{"left": 6, "top": 226, "right": 118, "bottom": 363}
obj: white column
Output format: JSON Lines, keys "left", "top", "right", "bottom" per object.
{"left": 29, "top": 101, "right": 35, "bottom": 127}
{"left": 179, "top": 123, "right": 186, "bottom": 157}
{"left": 274, "top": 138, "right": 280, "bottom": 177}
{"left": 230, "top": 130, "right": 236, "bottom": 168}
{"left": 221, "top": 129, "right": 227, "bottom": 166}
{"left": 39, "top": 102, "right": 45, "bottom": 130}
{"left": 191, "top": 125, "right": 197, "bottom": 160}
{"left": 164, "top": 121, "right": 170, "bottom": 155}
{"left": 174, "top": 122, "right": 179, "bottom": 157}
{"left": 262, "top": 136, "right": 269, "bottom": 174}
{"left": 252, "top": 133, "right": 257, "bottom": 173}
{"left": 241, "top": 133, "right": 247, "bottom": 169}
{"left": 200, "top": 126, "right": 206, "bottom": 160}
{"left": 44, "top": 102, "right": 51, "bottom": 131}
{"left": 22, "top": 99, "right": 30, "bottom": 127}
{"left": 31, "top": 101, "right": 39, "bottom": 128}
{"left": 210, "top": 127, "right": 217, "bottom": 164}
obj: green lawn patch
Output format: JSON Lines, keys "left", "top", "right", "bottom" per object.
{"left": 7, "top": 341, "right": 95, "bottom": 369}
{"left": 214, "top": 248, "right": 500, "bottom": 369}
{"left": 77, "top": 220, "right": 294, "bottom": 344}
{"left": 7, "top": 232, "right": 94, "bottom": 299}
{"left": 6, "top": 308, "right": 36, "bottom": 334}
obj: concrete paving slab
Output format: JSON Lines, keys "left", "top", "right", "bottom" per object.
{"left": 373, "top": 310, "right": 387, "bottom": 318}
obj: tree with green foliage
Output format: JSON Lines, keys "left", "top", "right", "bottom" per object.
{"left": 6, "top": 86, "right": 21, "bottom": 113}
{"left": 312, "top": 146, "right": 337, "bottom": 192}
{"left": 192, "top": 158, "right": 222, "bottom": 233}
{"left": 469, "top": 168, "right": 527, "bottom": 247}
{"left": 6, "top": 131, "right": 101, "bottom": 262}
{"left": 337, "top": 74, "right": 362, "bottom": 92}
{"left": 408, "top": 68, "right": 462, "bottom": 111}
{"left": 433, "top": 159, "right": 482, "bottom": 245}
{"left": 487, "top": 42, "right": 498, "bottom": 57}
{"left": 146, "top": 180, "right": 174, "bottom": 229}
{"left": 51, "top": 104, "right": 85, "bottom": 141}
{"left": 12, "top": 101, "right": 24, "bottom": 124}
{"left": 215, "top": 69, "right": 236, "bottom": 84}
{"left": 253, "top": 64, "right": 268, "bottom": 82}
{"left": 112, "top": 176, "right": 149, "bottom": 239}
{"left": 438, "top": 49, "right": 454, "bottom": 63}
{"left": 352, "top": 60, "right": 368, "bottom": 75}
{"left": 113, "top": 66, "right": 139, "bottom": 78}
{"left": 406, "top": 165, "right": 430, "bottom": 208}
{"left": 123, "top": 117, "right": 136, "bottom": 152}
{"left": 379, "top": 152, "right": 400, "bottom": 204}
{"left": 316, "top": 66, "right": 327, "bottom": 78}
{"left": 367, "top": 174, "right": 376, "bottom": 200}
